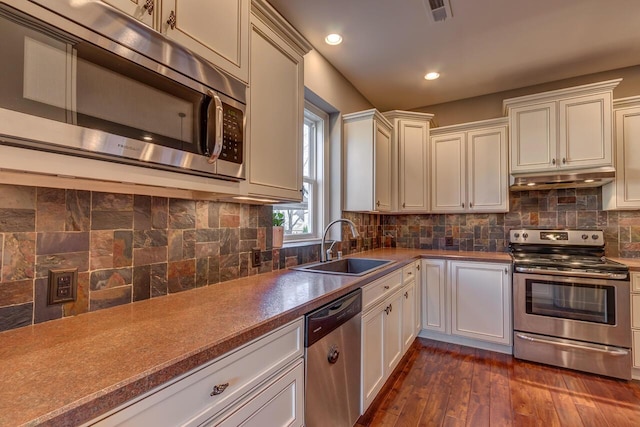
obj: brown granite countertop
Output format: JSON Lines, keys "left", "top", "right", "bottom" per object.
{"left": 0, "top": 248, "right": 510, "bottom": 426}
{"left": 610, "top": 257, "right": 640, "bottom": 271}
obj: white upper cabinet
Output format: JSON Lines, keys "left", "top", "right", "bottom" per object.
{"left": 103, "top": 0, "right": 156, "bottom": 26}
{"left": 161, "top": 0, "right": 250, "bottom": 83}
{"left": 245, "top": 0, "right": 310, "bottom": 202}
{"left": 430, "top": 118, "right": 508, "bottom": 213}
{"left": 504, "top": 79, "right": 620, "bottom": 174}
{"left": 102, "top": 0, "right": 250, "bottom": 83}
{"left": 603, "top": 97, "right": 640, "bottom": 210}
{"left": 383, "top": 111, "right": 434, "bottom": 213}
{"left": 344, "top": 109, "right": 393, "bottom": 212}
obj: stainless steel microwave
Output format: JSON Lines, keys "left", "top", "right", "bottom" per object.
{"left": 0, "top": 0, "right": 246, "bottom": 180}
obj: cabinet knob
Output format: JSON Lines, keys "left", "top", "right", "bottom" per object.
{"left": 384, "top": 305, "right": 390, "bottom": 315}
{"left": 404, "top": 291, "right": 408, "bottom": 299}
{"left": 469, "top": 202, "right": 473, "bottom": 208}
{"left": 376, "top": 200, "right": 380, "bottom": 207}
{"left": 461, "top": 202, "right": 465, "bottom": 208}
{"left": 143, "top": 0, "right": 154, "bottom": 14}
{"left": 167, "top": 10, "right": 176, "bottom": 29}
{"left": 562, "top": 157, "right": 566, "bottom": 164}
{"left": 210, "top": 382, "right": 229, "bottom": 396}
{"left": 416, "top": 264, "right": 420, "bottom": 271}
{"left": 402, "top": 202, "right": 406, "bottom": 208}
{"left": 552, "top": 158, "right": 556, "bottom": 165}
{"left": 384, "top": 285, "right": 390, "bottom": 290}
{"left": 504, "top": 267, "right": 508, "bottom": 274}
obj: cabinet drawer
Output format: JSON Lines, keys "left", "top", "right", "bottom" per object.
{"left": 402, "top": 264, "right": 417, "bottom": 284}
{"left": 90, "top": 318, "right": 304, "bottom": 426}
{"left": 205, "top": 359, "right": 304, "bottom": 427}
{"left": 362, "top": 270, "right": 402, "bottom": 311}
{"left": 632, "top": 272, "right": 640, "bottom": 293}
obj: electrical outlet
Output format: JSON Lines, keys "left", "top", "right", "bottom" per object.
{"left": 251, "top": 248, "right": 261, "bottom": 267}
{"left": 48, "top": 268, "right": 77, "bottom": 305}
{"left": 445, "top": 237, "right": 454, "bottom": 246}
{"left": 350, "top": 239, "right": 357, "bottom": 249}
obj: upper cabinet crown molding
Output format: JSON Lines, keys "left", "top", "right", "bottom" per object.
{"left": 251, "top": 0, "right": 311, "bottom": 57}
{"left": 430, "top": 117, "right": 508, "bottom": 135}
{"left": 613, "top": 96, "right": 640, "bottom": 110}
{"left": 382, "top": 110, "right": 434, "bottom": 122}
{"left": 344, "top": 108, "right": 393, "bottom": 128}
{"left": 502, "top": 79, "right": 622, "bottom": 112}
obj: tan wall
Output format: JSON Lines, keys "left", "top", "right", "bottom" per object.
{"left": 304, "top": 49, "right": 373, "bottom": 114}
{"left": 414, "top": 65, "right": 640, "bottom": 127}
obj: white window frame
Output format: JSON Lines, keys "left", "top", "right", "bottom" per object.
{"left": 278, "top": 101, "right": 329, "bottom": 243}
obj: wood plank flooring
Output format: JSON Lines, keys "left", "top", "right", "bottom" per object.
{"left": 356, "top": 338, "right": 640, "bottom": 427}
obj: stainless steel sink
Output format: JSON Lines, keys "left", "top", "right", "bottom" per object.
{"left": 291, "top": 258, "right": 394, "bottom": 276}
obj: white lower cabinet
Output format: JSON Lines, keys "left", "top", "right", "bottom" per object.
{"left": 450, "top": 261, "right": 512, "bottom": 345}
{"left": 631, "top": 273, "right": 640, "bottom": 379}
{"left": 87, "top": 318, "right": 304, "bottom": 426}
{"left": 361, "top": 267, "right": 416, "bottom": 413}
{"left": 401, "top": 263, "right": 418, "bottom": 352}
{"left": 420, "top": 259, "right": 512, "bottom": 352}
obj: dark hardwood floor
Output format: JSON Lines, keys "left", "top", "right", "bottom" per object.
{"left": 356, "top": 338, "right": 640, "bottom": 427}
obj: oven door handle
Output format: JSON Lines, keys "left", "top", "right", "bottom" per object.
{"left": 515, "top": 333, "right": 630, "bottom": 356}
{"left": 514, "top": 266, "right": 628, "bottom": 280}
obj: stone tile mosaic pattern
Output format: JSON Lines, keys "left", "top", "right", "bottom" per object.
{"left": 1, "top": 184, "right": 639, "bottom": 333}
{"left": 0, "top": 184, "right": 277, "bottom": 332}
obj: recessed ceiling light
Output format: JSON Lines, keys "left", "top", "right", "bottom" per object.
{"left": 325, "top": 33, "right": 343, "bottom": 45}
{"left": 424, "top": 72, "right": 440, "bottom": 80}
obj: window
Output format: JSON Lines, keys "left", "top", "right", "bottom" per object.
{"left": 275, "top": 101, "right": 328, "bottom": 241}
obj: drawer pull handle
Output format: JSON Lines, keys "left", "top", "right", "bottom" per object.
{"left": 210, "top": 383, "right": 229, "bottom": 396}
{"left": 384, "top": 285, "right": 390, "bottom": 290}
{"left": 167, "top": 10, "right": 177, "bottom": 29}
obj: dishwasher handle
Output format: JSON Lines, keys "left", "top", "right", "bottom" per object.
{"left": 305, "top": 288, "right": 362, "bottom": 347}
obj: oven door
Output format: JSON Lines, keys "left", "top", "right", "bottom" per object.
{"left": 513, "top": 272, "right": 631, "bottom": 348}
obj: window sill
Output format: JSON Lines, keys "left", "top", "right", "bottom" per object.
{"left": 281, "top": 238, "right": 323, "bottom": 249}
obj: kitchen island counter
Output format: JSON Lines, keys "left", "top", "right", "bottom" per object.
{"left": 0, "top": 248, "right": 510, "bottom": 426}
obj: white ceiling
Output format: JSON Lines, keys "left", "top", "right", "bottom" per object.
{"left": 266, "top": 0, "right": 640, "bottom": 111}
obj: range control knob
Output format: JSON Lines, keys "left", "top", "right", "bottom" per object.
{"left": 522, "top": 233, "right": 528, "bottom": 239}
{"left": 514, "top": 233, "right": 520, "bottom": 238}
{"left": 582, "top": 234, "right": 589, "bottom": 240}
{"left": 592, "top": 234, "right": 599, "bottom": 240}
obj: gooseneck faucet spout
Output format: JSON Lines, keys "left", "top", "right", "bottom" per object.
{"left": 321, "top": 219, "right": 360, "bottom": 262}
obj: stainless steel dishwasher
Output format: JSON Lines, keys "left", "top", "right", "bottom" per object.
{"left": 305, "top": 288, "right": 362, "bottom": 427}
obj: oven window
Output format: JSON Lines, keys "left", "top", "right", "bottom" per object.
{"left": 525, "top": 279, "right": 615, "bottom": 325}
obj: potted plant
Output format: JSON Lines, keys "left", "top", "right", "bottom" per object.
{"left": 272, "top": 211, "right": 285, "bottom": 248}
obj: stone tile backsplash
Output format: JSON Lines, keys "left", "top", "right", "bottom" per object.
{"left": 0, "top": 184, "right": 639, "bottom": 333}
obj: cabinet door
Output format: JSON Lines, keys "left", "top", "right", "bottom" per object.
{"left": 450, "top": 262, "right": 511, "bottom": 345}
{"left": 559, "top": 93, "right": 613, "bottom": 169}
{"left": 614, "top": 106, "right": 640, "bottom": 208}
{"left": 401, "top": 281, "right": 417, "bottom": 352}
{"left": 206, "top": 359, "right": 304, "bottom": 427}
{"left": 384, "top": 290, "right": 404, "bottom": 374}
{"left": 247, "top": 17, "right": 303, "bottom": 201}
{"left": 374, "top": 121, "right": 392, "bottom": 212}
{"left": 361, "top": 307, "right": 385, "bottom": 412}
{"left": 414, "top": 262, "right": 422, "bottom": 334}
{"left": 467, "top": 126, "right": 508, "bottom": 212}
{"left": 509, "top": 102, "right": 557, "bottom": 172}
{"left": 421, "top": 259, "right": 447, "bottom": 333}
{"left": 161, "top": 0, "right": 249, "bottom": 82}
{"left": 398, "top": 120, "right": 429, "bottom": 212}
{"left": 102, "top": 0, "right": 155, "bottom": 26}
{"left": 430, "top": 132, "right": 466, "bottom": 213}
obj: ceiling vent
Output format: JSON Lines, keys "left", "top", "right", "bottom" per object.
{"left": 423, "top": 0, "right": 452, "bottom": 23}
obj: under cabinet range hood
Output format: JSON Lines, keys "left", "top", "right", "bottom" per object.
{"left": 510, "top": 167, "right": 615, "bottom": 191}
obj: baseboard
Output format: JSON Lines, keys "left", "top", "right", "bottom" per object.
{"left": 418, "top": 329, "right": 513, "bottom": 355}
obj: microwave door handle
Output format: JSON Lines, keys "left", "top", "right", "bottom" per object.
{"left": 206, "top": 92, "right": 224, "bottom": 164}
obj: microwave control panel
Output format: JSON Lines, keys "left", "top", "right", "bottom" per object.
{"left": 220, "top": 104, "right": 244, "bottom": 164}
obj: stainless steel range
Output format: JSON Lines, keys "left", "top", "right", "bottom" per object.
{"left": 510, "top": 228, "right": 631, "bottom": 380}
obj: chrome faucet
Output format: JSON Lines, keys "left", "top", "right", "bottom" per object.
{"left": 321, "top": 219, "right": 360, "bottom": 262}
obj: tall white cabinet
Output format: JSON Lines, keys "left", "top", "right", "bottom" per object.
{"left": 246, "top": 0, "right": 311, "bottom": 201}
{"left": 383, "top": 111, "right": 434, "bottom": 212}
{"left": 343, "top": 109, "right": 393, "bottom": 212}
{"left": 504, "top": 79, "right": 620, "bottom": 174}
{"left": 603, "top": 97, "right": 640, "bottom": 210}
{"left": 430, "top": 118, "right": 509, "bottom": 213}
